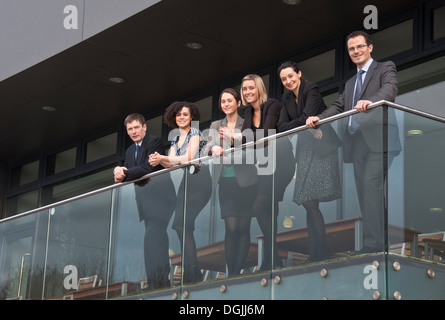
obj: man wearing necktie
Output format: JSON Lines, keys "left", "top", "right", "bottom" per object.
{"left": 307, "top": 31, "right": 402, "bottom": 254}
{"left": 114, "top": 113, "right": 176, "bottom": 289}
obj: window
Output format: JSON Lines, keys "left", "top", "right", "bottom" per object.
{"left": 85, "top": 132, "right": 118, "bottom": 163}
{"left": 46, "top": 147, "right": 77, "bottom": 176}
{"left": 10, "top": 160, "right": 39, "bottom": 189}
{"left": 322, "top": 91, "right": 340, "bottom": 107}
{"left": 193, "top": 95, "right": 213, "bottom": 123}
{"left": 41, "top": 166, "right": 114, "bottom": 205}
{"left": 433, "top": 5, "right": 445, "bottom": 41}
{"left": 297, "top": 49, "right": 336, "bottom": 83}
{"left": 371, "top": 19, "right": 413, "bottom": 61}
{"left": 147, "top": 115, "right": 163, "bottom": 138}
{"left": 396, "top": 55, "right": 445, "bottom": 117}
{"left": 6, "top": 189, "right": 39, "bottom": 217}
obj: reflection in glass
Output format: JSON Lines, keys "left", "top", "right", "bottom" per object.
{"left": 291, "top": 122, "right": 342, "bottom": 261}
{"left": 174, "top": 163, "right": 212, "bottom": 284}
{"left": 0, "top": 212, "right": 49, "bottom": 300}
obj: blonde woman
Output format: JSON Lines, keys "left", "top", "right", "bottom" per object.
{"left": 240, "top": 74, "right": 295, "bottom": 271}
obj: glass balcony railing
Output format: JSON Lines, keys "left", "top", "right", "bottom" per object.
{"left": 1, "top": 101, "right": 444, "bottom": 300}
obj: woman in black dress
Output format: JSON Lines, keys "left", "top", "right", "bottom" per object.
{"left": 277, "top": 61, "right": 341, "bottom": 261}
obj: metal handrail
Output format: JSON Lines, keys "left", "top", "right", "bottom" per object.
{"left": 1, "top": 100, "right": 444, "bottom": 223}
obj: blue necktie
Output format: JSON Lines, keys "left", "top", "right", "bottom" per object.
{"left": 135, "top": 144, "right": 140, "bottom": 161}
{"left": 349, "top": 69, "right": 365, "bottom": 134}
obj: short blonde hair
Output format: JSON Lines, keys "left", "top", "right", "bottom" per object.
{"left": 241, "top": 74, "right": 268, "bottom": 106}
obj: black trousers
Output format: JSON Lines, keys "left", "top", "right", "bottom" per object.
{"left": 143, "top": 214, "right": 172, "bottom": 288}
{"left": 351, "top": 132, "right": 395, "bottom": 250}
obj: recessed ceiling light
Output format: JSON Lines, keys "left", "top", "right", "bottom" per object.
{"left": 282, "top": 0, "right": 302, "bottom": 5}
{"left": 109, "top": 76, "right": 125, "bottom": 84}
{"left": 186, "top": 42, "right": 203, "bottom": 50}
{"left": 42, "top": 106, "right": 57, "bottom": 112}
{"left": 430, "top": 207, "right": 443, "bottom": 213}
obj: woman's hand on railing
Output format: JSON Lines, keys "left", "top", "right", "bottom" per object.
{"left": 306, "top": 116, "right": 320, "bottom": 128}
{"left": 148, "top": 152, "right": 161, "bottom": 167}
{"left": 210, "top": 145, "right": 224, "bottom": 157}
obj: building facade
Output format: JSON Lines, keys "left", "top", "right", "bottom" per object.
{"left": 1, "top": 0, "right": 445, "bottom": 300}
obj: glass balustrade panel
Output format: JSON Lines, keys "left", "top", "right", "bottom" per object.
{"left": 274, "top": 120, "right": 344, "bottom": 270}
{"left": 269, "top": 107, "right": 387, "bottom": 300}
{"left": 42, "top": 191, "right": 113, "bottom": 300}
{"left": 387, "top": 107, "right": 445, "bottom": 300}
{"left": 0, "top": 212, "right": 48, "bottom": 300}
{"left": 110, "top": 170, "right": 181, "bottom": 297}
{"left": 2, "top": 104, "right": 445, "bottom": 300}
{"left": 185, "top": 143, "right": 272, "bottom": 299}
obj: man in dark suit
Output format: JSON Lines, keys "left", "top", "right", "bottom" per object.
{"left": 114, "top": 113, "right": 175, "bottom": 289}
{"left": 306, "top": 31, "right": 402, "bottom": 253}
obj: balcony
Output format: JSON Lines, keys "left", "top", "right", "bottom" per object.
{"left": 1, "top": 101, "right": 444, "bottom": 300}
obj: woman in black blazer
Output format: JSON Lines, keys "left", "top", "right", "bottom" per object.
{"left": 277, "top": 61, "right": 341, "bottom": 262}
{"left": 240, "top": 74, "right": 295, "bottom": 271}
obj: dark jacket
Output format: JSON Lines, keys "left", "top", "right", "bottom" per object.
{"left": 277, "top": 80, "right": 326, "bottom": 133}
{"left": 123, "top": 134, "right": 165, "bottom": 182}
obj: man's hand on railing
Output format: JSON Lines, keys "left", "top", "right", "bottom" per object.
{"left": 114, "top": 166, "right": 127, "bottom": 183}
{"left": 354, "top": 99, "right": 372, "bottom": 112}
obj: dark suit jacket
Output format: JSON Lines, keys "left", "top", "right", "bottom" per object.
{"left": 318, "top": 60, "right": 402, "bottom": 160}
{"left": 123, "top": 134, "right": 165, "bottom": 181}
{"left": 277, "top": 80, "right": 326, "bottom": 132}
{"left": 241, "top": 98, "right": 295, "bottom": 199}
{"left": 241, "top": 98, "right": 281, "bottom": 138}
{"left": 207, "top": 116, "right": 257, "bottom": 188}
{"left": 123, "top": 134, "right": 176, "bottom": 221}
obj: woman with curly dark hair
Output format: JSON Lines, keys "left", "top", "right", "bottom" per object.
{"left": 151, "top": 101, "right": 203, "bottom": 167}
{"left": 150, "top": 101, "right": 211, "bottom": 284}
